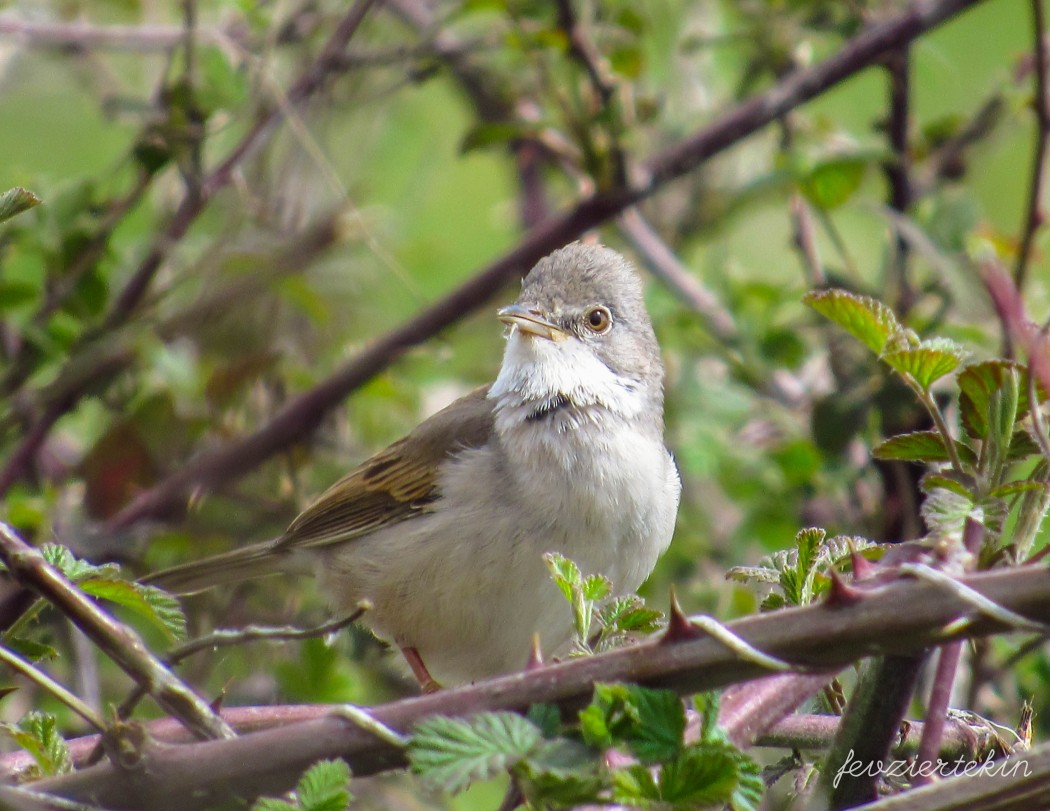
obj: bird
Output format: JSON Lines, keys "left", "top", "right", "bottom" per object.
{"left": 145, "top": 242, "right": 681, "bottom": 690}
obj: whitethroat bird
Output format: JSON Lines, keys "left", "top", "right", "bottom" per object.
{"left": 146, "top": 242, "right": 681, "bottom": 691}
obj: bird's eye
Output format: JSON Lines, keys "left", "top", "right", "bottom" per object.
{"left": 584, "top": 306, "right": 612, "bottom": 333}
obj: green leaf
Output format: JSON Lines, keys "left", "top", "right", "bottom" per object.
{"left": 295, "top": 759, "right": 352, "bottom": 811}
{"left": 581, "top": 574, "right": 612, "bottom": 601}
{"left": 409, "top": 712, "right": 542, "bottom": 793}
{"left": 958, "top": 361, "right": 1026, "bottom": 441}
{"left": 80, "top": 580, "right": 187, "bottom": 640}
{"left": 873, "top": 430, "right": 953, "bottom": 463}
{"left": 544, "top": 552, "right": 580, "bottom": 602}
{"left": 921, "top": 473, "right": 975, "bottom": 500}
{"left": 40, "top": 544, "right": 121, "bottom": 582}
{"left": 990, "top": 480, "right": 1048, "bottom": 499}
{"left": 800, "top": 156, "right": 868, "bottom": 210}
{"left": 802, "top": 289, "right": 901, "bottom": 355}
{"left": 659, "top": 745, "right": 739, "bottom": 805}
{"left": 0, "top": 187, "right": 41, "bottom": 224}
{"left": 4, "top": 636, "right": 58, "bottom": 662}
{"left": 597, "top": 596, "right": 663, "bottom": 635}
{"left": 0, "top": 712, "right": 71, "bottom": 778}
{"left": 611, "top": 764, "right": 661, "bottom": 803}
{"left": 921, "top": 487, "right": 974, "bottom": 538}
{"left": 580, "top": 684, "right": 685, "bottom": 765}
{"left": 526, "top": 703, "right": 561, "bottom": 738}
{"left": 882, "top": 338, "right": 966, "bottom": 390}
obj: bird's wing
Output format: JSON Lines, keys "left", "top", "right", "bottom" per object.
{"left": 275, "top": 385, "right": 494, "bottom": 551}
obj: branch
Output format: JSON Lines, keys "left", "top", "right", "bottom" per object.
{"left": 20, "top": 562, "right": 1050, "bottom": 809}
{"left": 0, "top": 523, "right": 233, "bottom": 742}
{"left": 0, "top": 19, "right": 225, "bottom": 52}
{"left": 1014, "top": 0, "right": 1050, "bottom": 292}
{"left": 109, "top": 0, "right": 989, "bottom": 527}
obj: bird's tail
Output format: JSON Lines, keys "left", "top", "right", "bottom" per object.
{"left": 141, "top": 540, "right": 287, "bottom": 595}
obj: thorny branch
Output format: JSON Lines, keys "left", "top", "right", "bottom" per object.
{"left": 16, "top": 562, "right": 1050, "bottom": 809}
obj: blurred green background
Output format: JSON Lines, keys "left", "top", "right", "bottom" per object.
{"left": 0, "top": 0, "right": 1046, "bottom": 806}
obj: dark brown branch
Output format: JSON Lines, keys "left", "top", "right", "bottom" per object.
{"left": 109, "top": 0, "right": 989, "bottom": 527}
{"left": 883, "top": 46, "right": 915, "bottom": 314}
{"left": 0, "top": 523, "right": 233, "bottom": 742}
{"left": 22, "top": 563, "right": 1050, "bottom": 809}
{"left": 1014, "top": 0, "right": 1050, "bottom": 293}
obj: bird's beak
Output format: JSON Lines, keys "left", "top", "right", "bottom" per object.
{"left": 497, "top": 304, "right": 566, "bottom": 342}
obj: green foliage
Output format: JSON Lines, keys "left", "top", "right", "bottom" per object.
{"left": 545, "top": 553, "right": 663, "bottom": 653}
{"left": 0, "top": 711, "right": 71, "bottom": 778}
{"left": 410, "top": 685, "right": 761, "bottom": 810}
{"left": 806, "top": 288, "right": 1050, "bottom": 552}
{"left": 727, "top": 528, "right": 876, "bottom": 609}
{"left": 37, "top": 545, "right": 186, "bottom": 640}
{"left": 251, "top": 759, "right": 352, "bottom": 811}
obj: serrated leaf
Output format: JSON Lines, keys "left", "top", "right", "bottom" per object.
{"left": 581, "top": 684, "right": 684, "bottom": 765}
{"left": 581, "top": 574, "right": 611, "bottom": 601}
{"left": 921, "top": 487, "right": 973, "bottom": 538}
{"left": 693, "top": 692, "right": 721, "bottom": 743}
{"left": 921, "top": 473, "right": 975, "bottom": 500}
{"left": 543, "top": 553, "right": 579, "bottom": 603}
{"left": 990, "top": 480, "right": 1048, "bottom": 499}
{"left": 0, "top": 187, "right": 40, "bottom": 224}
{"left": 597, "top": 596, "right": 662, "bottom": 635}
{"left": 611, "top": 764, "right": 661, "bottom": 802}
{"left": 659, "top": 745, "right": 739, "bottom": 805}
{"left": 40, "top": 544, "right": 121, "bottom": 582}
{"left": 958, "top": 361, "right": 1027, "bottom": 441}
{"left": 0, "top": 712, "right": 71, "bottom": 777}
{"left": 252, "top": 799, "right": 298, "bottom": 811}
{"left": 80, "top": 580, "right": 186, "bottom": 640}
{"left": 295, "top": 759, "right": 351, "bottom": 811}
{"left": 409, "top": 712, "right": 542, "bottom": 793}
{"left": 882, "top": 338, "right": 966, "bottom": 390}
{"left": 802, "top": 289, "right": 901, "bottom": 355}
{"left": 725, "top": 565, "right": 782, "bottom": 586}
{"left": 873, "top": 430, "right": 953, "bottom": 463}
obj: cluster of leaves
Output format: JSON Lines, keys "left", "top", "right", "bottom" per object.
{"left": 409, "top": 684, "right": 761, "bottom": 810}
{"left": 805, "top": 289, "right": 1050, "bottom": 562}
{"left": 544, "top": 552, "right": 663, "bottom": 654}
{"left": 727, "top": 526, "right": 877, "bottom": 610}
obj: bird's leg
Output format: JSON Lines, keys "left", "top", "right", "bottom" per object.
{"left": 400, "top": 646, "right": 442, "bottom": 693}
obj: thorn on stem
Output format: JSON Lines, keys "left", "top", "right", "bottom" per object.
{"left": 660, "top": 587, "right": 702, "bottom": 645}
{"left": 525, "top": 633, "right": 544, "bottom": 671}
{"left": 826, "top": 570, "right": 864, "bottom": 606}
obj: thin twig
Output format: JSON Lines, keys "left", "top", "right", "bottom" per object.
{"left": 0, "top": 645, "right": 105, "bottom": 732}
{"left": 0, "top": 19, "right": 225, "bottom": 52}
{"left": 883, "top": 47, "right": 915, "bottom": 314}
{"left": 0, "top": 522, "right": 234, "bottom": 741}
{"left": 617, "top": 208, "right": 737, "bottom": 342}
{"left": 1014, "top": 0, "right": 1050, "bottom": 292}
